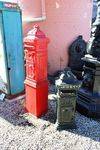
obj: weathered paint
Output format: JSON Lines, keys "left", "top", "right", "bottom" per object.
{"left": 0, "top": 1, "right": 25, "bottom": 95}
{"left": 0, "top": 12, "right": 9, "bottom": 93}
{"left": 3, "top": 11, "right": 25, "bottom": 94}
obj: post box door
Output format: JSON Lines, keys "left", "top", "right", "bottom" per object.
{"left": 0, "top": 12, "right": 10, "bottom": 94}
{"left": 3, "top": 11, "right": 25, "bottom": 95}
{"left": 60, "top": 107, "right": 73, "bottom": 122}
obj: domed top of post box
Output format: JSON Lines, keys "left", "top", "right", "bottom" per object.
{"left": 28, "top": 25, "right": 46, "bottom": 38}
{"left": 24, "top": 25, "right": 49, "bottom": 53}
{"left": 24, "top": 25, "right": 48, "bottom": 45}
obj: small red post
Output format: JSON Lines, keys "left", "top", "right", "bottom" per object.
{"left": 24, "top": 25, "right": 49, "bottom": 117}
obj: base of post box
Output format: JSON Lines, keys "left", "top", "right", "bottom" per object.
{"left": 25, "top": 80, "right": 48, "bottom": 117}
{"left": 56, "top": 120, "right": 76, "bottom": 130}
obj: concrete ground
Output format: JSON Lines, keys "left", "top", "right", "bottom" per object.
{"left": 0, "top": 92, "right": 100, "bottom": 150}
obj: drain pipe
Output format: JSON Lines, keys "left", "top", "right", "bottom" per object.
{"left": 22, "top": 16, "right": 46, "bottom": 23}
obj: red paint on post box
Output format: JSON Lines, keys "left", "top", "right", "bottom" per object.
{"left": 25, "top": 81, "right": 48, "bottom": 117}
{"left": 24, "top": 25, "right": 49, "bottom": 117}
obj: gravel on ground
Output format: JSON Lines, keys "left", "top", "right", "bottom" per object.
{"left": 0, "top": 90, "right": 100, "bottom": 150}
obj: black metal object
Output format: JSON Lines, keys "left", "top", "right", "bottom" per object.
{"left": 48, "top": 70, "right": 62, "bottom": 85}
{"left": 68, "top": 35, "right": 87, "bottom": 80}
{"left": 77, "top": 57, "right": 100, "bottom": 117}
{"left": 87, "top": 0, "right": 100, "bottom": 60}
{"left": 55, "top": 68, "right": 81, "bottom": 129}
{"left": 77, "top": 0, "right": 100, "bottom": 118}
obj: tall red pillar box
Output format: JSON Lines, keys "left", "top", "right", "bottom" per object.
{"left": 24, "top": 25, "right": 49, "bottom": 117}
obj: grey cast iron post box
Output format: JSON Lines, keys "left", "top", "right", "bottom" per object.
{"left": 55, "top": 68, "right": 81, "bottom": 129}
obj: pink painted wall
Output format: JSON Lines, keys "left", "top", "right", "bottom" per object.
{"left": 19, "top": 0, "right": 42, "bottom": 18}
{"left": 13, "top": 0, "right": 92, "bottom": 74}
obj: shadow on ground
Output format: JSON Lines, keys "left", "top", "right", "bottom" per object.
{"left": 42, "top": 92, "right": 100, "bottom": 143}
{"left": 0, "top": 87, "right": 100, "bottom": 143}
{"left": 0, "top": 99, "right": 34, "bottom": 127}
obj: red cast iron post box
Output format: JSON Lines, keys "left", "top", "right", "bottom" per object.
{"left": 24, "top": 25, "right": 49, "bottom": 117}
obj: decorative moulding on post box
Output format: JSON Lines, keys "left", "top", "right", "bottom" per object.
{"left": 24, "top": 25, "right": 49, "bottom": 117}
